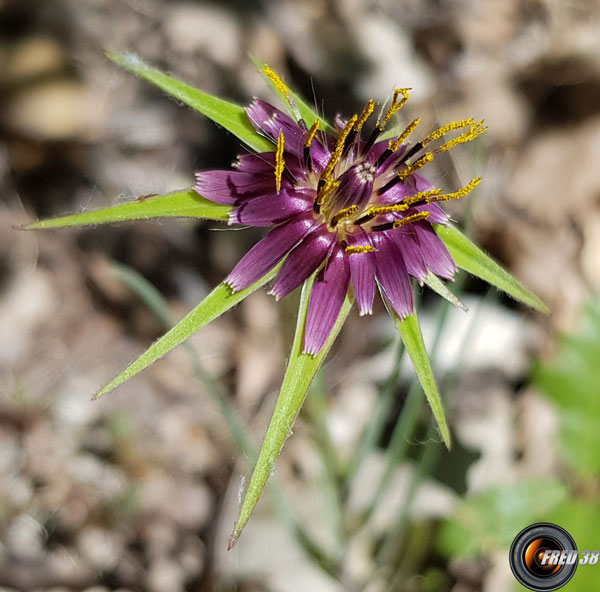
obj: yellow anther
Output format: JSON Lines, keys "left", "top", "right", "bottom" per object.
{"left": 322, "top": 115, "right": 358, "bottom": 180}
{"left": 275, "top": 130, "right": 285, "bottom": 195}
{"left": 304, "top": 119, "right": 320, "bottom": 148}
{"left": 435, "top": 177, "right": 482, "bottom": 202}
{"left": 423, "top": 119, "right": 475, "bottom": 145}
{"left": 331, "top": 205, "right": 358, "bottom": 224}
{"left": 435, "top": 121, "right": 486, "bottom": 154}
{"left": 354, "top": 100, "right": 375, "bottom": 132}
{"left": 388, "top": 118, "right": 421, "bottom": 152}
{"left": 392, "top": 211, "right": 430, "bottom": 228}
{"left": 345, "top": 245, "right": 377, "bottom": 255}
{"left": 263, "top": 64, "right": 290, "bottom": 99}
{"left": 316, "top": 178, "right": 339, "bottom": 205}
{"left": 366, "top": 204, "right": 408, "bottom": 217}
{"left": 262, "top": 64, "right": 301, "bottom": 121}
{"left": 378, "top": 88, "right": 410, "bottom": 130}
{"left": 397, "top": 152, "right": 434, "bottom": 181}
{"left": 400, "top": 188, "right": 443, "bottom": 207}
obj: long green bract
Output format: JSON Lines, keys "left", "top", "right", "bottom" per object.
{"left": 393, "top": 310, "right": 451, "bottom": 448}
{"left": 229, "top": 279, "right": 353, "bottom": 547}
{"left": 435, "top": 224, "right": 548, "bottom": 313}
{"left": 94, "top": 265, "right": 282, "bottom": 399}
{"left": 22, "top": 189, "right": 231, "bottom": 229}
{"left": 107, "top": 52, "right": 274, "bottom": 153}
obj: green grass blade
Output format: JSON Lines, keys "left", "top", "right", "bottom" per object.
{"left": 435, "top": 224, "right": 549, "bottom": 313}
{"left": 107, "top": 52, "right": 274, "bottom": 153}
{"left": 229, "top": 279, "right": 353, "bottom": 548}
{"left": 93, "top": 264, "right": 281, "bottom": 400}
{"left": 251, "top": 57, "right": 336, "bottom": 135}
{"left": 22, "top": 189, "right": 231, "bottom": 230}
{"left": 393, "top": 311, "right": 451, "bottom": 449}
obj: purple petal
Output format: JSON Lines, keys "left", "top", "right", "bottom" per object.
{"left": 371, "top": 139, "right": 406, "bottom": 174}
{"left": 229, "top": 190, "right": 312, "bottom": 227}
{"left": 414, "top": 222, "right": 456, "bottom": 280}
{"left": 303, "top": 246, "right": 350, "bottom": 355}
{"left": 372, "top": 233, "right": 414, "bottom": 319}
{"left": 390, "top": 228, "right": 428, "bottom": 283}
{"left": 195, "top": 170, "right": 272, "bottom": 205}
{"left": 346, "top": 231, "right": 375, "bottom": 316}
{"left": 376, "top": 179, "right": 417, "bottom": 205}
{"left": 333, "top": 161, "right": 377, "bottom": 211}
{"left": 233, "top": 151, "right": 305, "bottom": 179}
{"left": 270, "top": 230, "right": 334, "bottom": 300}
{"left": 226, "top": 214, "right": 316, "bottom": 291}
{"left": 246, "top": 99, "right": 330, "bottom": 172}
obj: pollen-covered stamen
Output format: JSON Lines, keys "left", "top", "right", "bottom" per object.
{"left": 330, "top": 205, "right": 358, "bottom": 227}
{"left": 378, "top": 88, "right": 410, "bottom": 130}
{"left": 274, "top": 130, "right": 285, "bottom": 195}
{"left": 392, "top": 210, "right": 430, "bottom": 228}
{"left": 355, "top": 100, "right": 375, "bottom": 132}
{"left": 314, "top": 178, "right": 339, "bottom": 213}
{"left": 397, "top": 152, "right": 434, "bottom": 181}
{"left": 363, "top": 89, "right": 410, "bottom": 156}
{"left": 303, "top": 119, "right": 320, "bottom": 170}
{"left": 370, "top": 210, "right": 430, "bottom": 232}
{"left": 434, "top": 121, "right": 486, "bottom": 154}
{"left": 344, "top": 100, "right": 375, "bottom": 156}
{"left": 355, "top": 189, "right": 443, "bottom": 226}
{"left": 399, "top": 118, "right": 476, "bottom": 165}
{"left": 320, "top": 115, "right": 358, "bottom": 186}
{"left": 433, "top": 176, "right": 482, "bottom": 202}
{"left": 376, "top": 117, "right": 421, "bottom": 168}
{"left": 423, "top": 119, "right": 475, "bottom": 146}
{"left": 344, "top": 244, "right": 377, "bottom": 254}
{"left": 262, "top": 64, "right": 306, "bottom": 129}
{"left": 377, "top": 152, "right": 434, "bottom": 197}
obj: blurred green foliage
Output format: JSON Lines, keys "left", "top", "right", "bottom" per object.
{"left": 438, "top": 295, "right": 600, "bottom": 590}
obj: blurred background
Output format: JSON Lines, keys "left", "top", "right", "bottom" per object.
{"left": 2, "top": 0, "right": 600, "bottom": 591}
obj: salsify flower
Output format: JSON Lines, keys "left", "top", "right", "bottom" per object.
{"left": 197, "top": 70, "right": 484, "bottom": 356}
{"left": 24, "top": 54, "right": 548, "bottom": 548}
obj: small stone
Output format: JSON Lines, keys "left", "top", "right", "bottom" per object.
{"left": 146, "top": 557, "right": 185, "bottom": 592}
{"left": 3, "top": 37, "right": 65, "bottom": 85}
{"left": 77, "top": 527, "right": 122, "bottom": 572}
{"left": 5, "top": 80, "right": 99, "bottom": 141}
{"left": 164, "top": 4, "right": 241, "bottom": 67}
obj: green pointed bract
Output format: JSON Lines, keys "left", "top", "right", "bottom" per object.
{"left": 394, "top": 310, "right": 451, "bottom": 449}
{"left": 22, "top": 189, "right": 231, "bottom": 230}
{"left": 229, "top": 278, "right": 353, "bottom": 548}
{"left": 93, "top": 264, "right": 282, "bottom": 400}
{"left": 423, "top": 272, "right": 468, "bottom": 313}
{"left": 107, "top": 52, "right": 274, "bottom": 153}
{"left": 435, "top": 224, "right": 549, "bottom": 313}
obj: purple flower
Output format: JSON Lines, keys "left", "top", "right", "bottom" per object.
{"left": 195, "top": 73, "right": 485, "bottom": 356}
